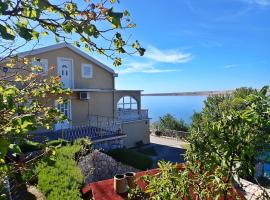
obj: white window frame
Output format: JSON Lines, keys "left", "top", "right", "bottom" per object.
{"left": 81, "top": 63, "right": 93, "bottom": 78}
{"left": 55, "top": 99, "right": 72, "bottom": 120}
{"left": 117, "top": 96, "right": 138, "bottom": 110}
{"left": 31, "top": 59, "right": 48, "bottom": 75}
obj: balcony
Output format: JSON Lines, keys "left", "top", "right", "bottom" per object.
{"left": 117, "top": 109, "right": 149, "bottom": 122}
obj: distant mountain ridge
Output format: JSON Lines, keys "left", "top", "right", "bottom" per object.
{"left": 142, "top": 89, "right": 270, "bottom": 96}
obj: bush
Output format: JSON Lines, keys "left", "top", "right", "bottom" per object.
{"left": 107, "top": 148, "right": 153, "bottom": 170}
{"left": 154, "top": 130, "right": 162, "bottom": 137}
{"left": 36, "top": 143, "right": 84, "bottom": 200}
{"left": 153, "top": 114, "right": 189, "bottom": 132}
{"left": 137, "top": 147, "right": 157, "bottom": 156}
{"left": 46, "top": 139, "right": 69, "bottom": 147}
{"left": 20, "top": 140, "right": 43, "bottom": 153}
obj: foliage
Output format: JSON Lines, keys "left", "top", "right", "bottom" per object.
{"left": 187, "top": 86, "right": 270, "bottom": 180}
{"left": 107, "top": 148, "right": 152, "bottom": 170}
{"left": 0, "top": 74, "right": 70, "bottom": 178}
{"left": 46, "top": 139, "right": 69, "bottom": 147}
{"left": 0, "top": 0, "right": 144, "bottom": 66}
{"left": 137, "top": 147, "right": 157, "bottom": 156}
{"left": 19, "top": 140, "right": 43, "bottom": 153}
{"left": 128, "top": 161, "right": 241, "bottom": 200}
{"left": 152, "top": 114, "right": 189, "bottom": 132}
{"left": 36, "top": 142, "right": 84, "bottom": 200}
{"left": 129, "top": 86, "right": 270, "bottom": 199}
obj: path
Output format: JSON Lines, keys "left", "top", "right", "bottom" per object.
{"left": 145, "top": 135, "right": 189, "bottom": 167}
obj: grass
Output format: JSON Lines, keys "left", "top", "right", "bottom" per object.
{"left": 106, "top": 148, "right": 153, "bottom": 170}
{"left": 137, "top": 147, "right": 157, "bottom": 156}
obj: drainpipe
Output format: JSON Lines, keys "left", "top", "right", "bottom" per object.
{"left": 113, "top": 76, "right": 115, "bottom": 119}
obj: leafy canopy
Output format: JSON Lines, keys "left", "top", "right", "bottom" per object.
{"left": 187, "top": 86, "right": 270, "bottom": 179}
{"left": 0, "top": 0, "right": 145, "bottom": 66}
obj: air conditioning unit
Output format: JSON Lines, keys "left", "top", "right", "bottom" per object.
{"left": 79, "top": 92, "right": 90, "bottom": 100}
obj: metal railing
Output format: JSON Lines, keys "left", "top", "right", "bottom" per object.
{"left": 117, "top": 109, "right": 148, "bottom": 122}
{"left": 30, "top": 119, "right": 123, "bottom": 143}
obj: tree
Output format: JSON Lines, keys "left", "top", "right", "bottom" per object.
{"left": 152, "top": 114, "right": 189, "bottom": 132}
{"left": 0, "top": 0, "right": 144, "bottom": 181}
{"left": 0, "top": 0, "right": 145, "bottom": 65}
{"left": 128, "top": 86, "right": 270, "bottom": 200}
{"left": 186, "top": 86, "right": 270, "bottom": 195}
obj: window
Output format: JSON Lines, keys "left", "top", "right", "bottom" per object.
{"left": 81, "top": 63, "right": 93, "bottom": 78}
{"left": 117, "top": 96, "right": 137, "bottom": 110}
{"left": 57, "top": 101, "right": 70, "bottom": 117}
{"left": 31, "top": 59, "right": 48, "bottom": 75}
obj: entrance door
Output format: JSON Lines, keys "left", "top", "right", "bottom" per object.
{"left": 58, "top": 58, "right": 72, "bottom": 88}
{"left": 55, "top": 101, "right": 71, "bottom": 130}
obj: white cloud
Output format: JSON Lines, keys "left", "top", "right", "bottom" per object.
{"left": 116, "top": 62, "right": 183, "bottom": 74}
{"left": 144, "top": 46, "right": 193, "bottom": 63}
{"left": 238, "top": 0, "right": 270, "bottom": 6}
{"left": 224, "top": 64, "right": 239, "bottom": 69}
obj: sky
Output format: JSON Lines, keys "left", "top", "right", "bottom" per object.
{"left": 112, "top": 0, "right": 270, "bottom": 93}
{"left": 14, "top": 0, "right": 270, "bottom": 93}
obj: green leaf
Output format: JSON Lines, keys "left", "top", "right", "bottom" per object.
{"left": 0, "top": 139, "right": 10, "bottom": 159}
{"left": 0, "top": 1, "right": 8, "bottom": 14}
{"left": 259, "top": 85, "right": 269, "bottom": 96}
{"left": 113, "top": 58, "right": 122, "bottom": 66}
{"left": 9, "top": 144, "right": 22, "bottom": 155}
{"left": 23, "top": 7, "right": 40, "bottom": 18}
{"left": 0, "top": 24, "right": 15, "bottom": 40}
{"left": 32, "top": 31, "right": 40, "bottom": 40}
{"left": 17, "top": 26, "right": 33, "bottom": 41}
{"left": 107, "top": 9, "right": 123, "bottom": 28}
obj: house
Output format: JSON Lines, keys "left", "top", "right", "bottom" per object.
{"left": 2, "top": 43, "right": 150, "bottom": 148}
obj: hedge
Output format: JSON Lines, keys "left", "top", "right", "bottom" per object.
{"left": 107, "top": 148, "right": 153, "bottom": 170}
{"left": 36, "top": 143, "right": 84, "bottom": 200}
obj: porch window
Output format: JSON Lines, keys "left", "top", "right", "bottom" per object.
{"left": 117, "top": 96, "right": 137, "bottom": 110}
{"left": 57, "top": 101, "right": 71, "bottom": 118}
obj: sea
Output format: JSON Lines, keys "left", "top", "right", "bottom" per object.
{"left": 141, "top": 96, "right": 207, "bottom": 124}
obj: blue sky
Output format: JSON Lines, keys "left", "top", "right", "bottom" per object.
{"left": 16, "top": 0, "right": 270, "bottom": 93}
{"left": 112, "top": 0, "right": 270, "bottom": 93}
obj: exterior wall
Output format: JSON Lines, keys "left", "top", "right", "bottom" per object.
{"left": 71, "top": 91, "right": 114, "bottom": 124}
{"left": 8, "top": 47, "right": 114, "bottom": 90}
{"left": 121, "top": 120, "right": 150, "bottom": 148}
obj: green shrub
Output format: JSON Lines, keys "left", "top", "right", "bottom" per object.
{"left": 154, "top": 130, "right": 162, "bottom": 137}
{"left": 36, "top": 144, "right": 84, "bottom": 200}
{"left": 107, "top": 148, "right": 152, "bottom": 170}
{"left": 152, "top": 114, "right": 189, "bottom": 132}
{"left": 46, "top": 139, "right": 69, "bottom": 147}
{"left": 137, "top": 147, "right": 157, "bottom": 156}
{"left": 20, "top": 140, "right": 43, "bottom": 153}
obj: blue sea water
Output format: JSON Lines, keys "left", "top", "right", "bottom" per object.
{"left": 141, "top": 96, "right": 207, "bottom": 124}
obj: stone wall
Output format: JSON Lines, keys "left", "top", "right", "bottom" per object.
{"left": 151, "top": 129, "right": 189, "bottom": 141}
{"left": 239, "top": 178, "right": 270, "bottom": 200}
{"left": 93, "top": 138, "right": 124, "bottom": 152}
{"left": 78, "top": 150, "right": 139, "bottom": 184}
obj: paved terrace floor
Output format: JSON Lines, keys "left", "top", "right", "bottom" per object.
{"left": 146, "top": 135, "right": 189, "bottom": 167}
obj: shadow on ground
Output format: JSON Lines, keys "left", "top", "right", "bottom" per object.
{"left": 145, "top": 143, "right": 186, "bottom": 168}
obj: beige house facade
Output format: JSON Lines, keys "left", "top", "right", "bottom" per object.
{"left": 5, "top": 43, "right": 150, "bottom": 148}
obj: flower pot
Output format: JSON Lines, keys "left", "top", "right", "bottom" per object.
{"left": 114, "top": 174, "right": 127, "bottom": 194}
{"left": 125, "top": 172, "right": 136, "bottom": 189}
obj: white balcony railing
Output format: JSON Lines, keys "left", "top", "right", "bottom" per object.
{"left": 117, "top": 109, "right": 148, "bottom": 122}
